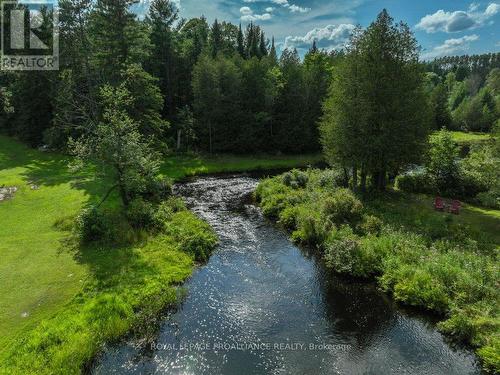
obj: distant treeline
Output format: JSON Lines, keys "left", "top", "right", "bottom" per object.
{"left": 426, "top": 52, "right": 500, "bottom": 82}
{"left": 424, "top": 53, "right": 499, "bottom": 133}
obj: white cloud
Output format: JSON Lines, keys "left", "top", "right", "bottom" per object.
{"left": 416, "top": 2, "right": 499, "bottom": 33}
{"left": 289, "top": 5, "right": 311, "bottom": 13}
{"left": 242, "top": 13, "right": 272, "bottom": 21}
{"left": 421, "top": 34, "right": 480, "bottom": 59}
{"left": 265, "top": 7, "right": 274, "bottom": 12}
{"left": 485, "top": 2, "right": 500, "bottom": 15}
{"left": 243, "top": 0, "right": 311, "bottom": 14}
{"left": 240, "top": 6, "right": 253, "bottom": 15}
{"left": 240, "top": 6, "right": 272, "bottom": 21}
{"left": 284, "top": 24, "right": 355, "bottom": 50}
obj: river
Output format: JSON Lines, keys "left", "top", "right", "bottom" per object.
{"left": 92, "top": 176, "right": 482, "bottom": 375}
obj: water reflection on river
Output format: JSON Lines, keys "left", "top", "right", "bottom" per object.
{"left": 92, "top": 176, "right": 482, "bottom": 375}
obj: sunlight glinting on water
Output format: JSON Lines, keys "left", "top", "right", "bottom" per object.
{"left": 93, "top": 176, "right": 482, "bottom": 375}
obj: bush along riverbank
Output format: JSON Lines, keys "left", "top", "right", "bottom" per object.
{"left": 0, "top": 197, "right": 217, "bottom": 375}
{"left": 255, "top": 169, "right": 500, "bottom": 373}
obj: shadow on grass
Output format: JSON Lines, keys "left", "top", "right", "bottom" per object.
{"left": 57, "top": 227, "right": 159, "bottom": 295}
{"left": 0, "top": 135, "right": 107, "bottom": 205}
{"left": 0, "top": 136, "right": 141, "bottom": 286}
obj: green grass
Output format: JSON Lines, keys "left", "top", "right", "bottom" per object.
{"left": 447, "top": 131, "right": 494, "bottom": 145}
{"left": 0, "top": 137, "right": 98, "bottom": 353}
{"left": 160, "top": 153, "right": 323, "bottom": 180}
{"left": 0, "top": 135, "right": 320, "bottom": 374}
{"left": 364, "top": 191, "right": 500, "bottom": 249}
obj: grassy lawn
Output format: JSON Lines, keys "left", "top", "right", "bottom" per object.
{"left": 447, "top": 131, "right": 494, "bottom": 146}
{"left": 0, "top": 135, "right": 321, "bottom": 373}
{"left": 0, "top": 137, "right": 96, "bottom": 352}
{"left": 365, "top": 190, "right": 500, "bottom": 248}
{"left": 160, "top": 153, "right": 323, "bottom": 180}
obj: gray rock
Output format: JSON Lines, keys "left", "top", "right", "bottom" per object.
{"left": 0, "top": 186, "right": 17, "bottom": 202}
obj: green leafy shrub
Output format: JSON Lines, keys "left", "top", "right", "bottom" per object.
{"left": 476, "top": 190, "right": 500, "bottom": 209}
{"left": 477, "top": 338, "right": 500, "bottom": 373}
{"left": 438, "top": 302, "right": 498, "bottom": 345}
{"left": 321, "top": 188, "right": 363, "bottom": 226}
{"left": 397, "top": 130, "right": 493, "bottom": 199}
{"left": 395, "top": 171, "right": 435, "bottom": 194}
{"left": 292, "top": 204, "right": 331, "bottom": 245}
{"left": 281, "top": 169, "right": 308, "bottom": 189}
{"left": 164, "top": 196, "right": 187, "bottom": 212}
{"left": 76, "top": 207, "right": 122, "bottom": 243}
{"left": 164, "top": 211, "right": 218, "bottom": 262}
{"left": 359, "top": 215, "right": 384, "bottom": 235}
{"left": 257, "top": 169, "right": 500, "bottom": 372}
{"left": 308, "top": 167, "right": 346, "bottom": 189}
{"left": 396, "top": 169, "right": 486, "bottom": 199}
{"left": 324, "top": 227, "right": 362, "bottom": 275}
{"left": 256, "top": 178, "right": 304, "bottom": 219}
{"left": 392, "top": 267, "right": 451, "bottom": 313}
{"left": 126, "top": 198, "right": 156, "bottom": 229}
{"left": 142, "top": 176, "right": 173, "bottom": 203}
{"left": 152, "top": 197, "right": 188, "bottom": 230}
{"left": 278, "top": 205, "right": 299, "bottom": 230}
{"left": 356, "top": 233, "right": 396, "bottom": 275}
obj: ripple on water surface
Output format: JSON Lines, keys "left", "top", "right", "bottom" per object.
{"left": 93, "top": 176, "right": 483, "bottom": 375}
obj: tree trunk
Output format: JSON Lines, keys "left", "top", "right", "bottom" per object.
{"left": 374, "top": 170, "right": 386, "bottom": 191}
{"left": 118, "top": 183, "right": 130, "bottom": 207}
{"left": 380, "top": 169, "right": 387, "bottom": 190}
{"left": 342, "top": 167, "right": 349, "bottom": 188}
{"left": 352, "top": 166, "right": 358, "bottom": 190}
{"left": 360, "top": 168, "right": 367, "bottom": 192}
{"left": 177, "top": 129, "right": 182, "bottom": 151}
{"left": 208, "top": 121, "right": 213, "bottom": 155}
{"left": 116, "top": 168, "right": 130, "bottom": 207}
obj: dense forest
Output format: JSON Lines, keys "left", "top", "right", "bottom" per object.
{"left": 1, "top": 0, "right": 497, "bottom": 157}
{"left": 0, "top": 0, "right": 339, "bottom": 154}
{"left": 424, "top": 53, "right": 500, "bottom": 132}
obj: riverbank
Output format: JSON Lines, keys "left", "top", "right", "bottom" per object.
{"left": 0, "top": 135, "right": 319, "bottom": 374}
{"left": 255, "top": 169, "right": 499, "bottom": 373}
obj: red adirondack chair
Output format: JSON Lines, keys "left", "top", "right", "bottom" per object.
{"left": 450, "top": 200, "right": 462, "bottom": 215}
{"left": 434, "top": 196, "right": 445, "bottom": 211}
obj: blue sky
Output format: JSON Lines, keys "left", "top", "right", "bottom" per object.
{"left": 166, "top": 0, "right": 499, "bottom": 59}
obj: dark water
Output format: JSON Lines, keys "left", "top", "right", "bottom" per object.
{"left": 93, "top": 176, "right": 482, "bottom": 375}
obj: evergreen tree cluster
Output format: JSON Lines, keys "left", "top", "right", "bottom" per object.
{"left": 426, "top": 53, "right": 500, "bottom": 83}
{"left": 424, "top": 54, "right": 500, "bottom": 132}
{"left": 320, "top": 11, "right": 431, "bottom": 191}
{"left": 0, "top": 0, "right": 335, "bottom": 154}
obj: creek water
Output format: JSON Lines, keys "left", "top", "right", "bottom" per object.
{"left": 92, "top": 176, "right": 482, "bottom": 375}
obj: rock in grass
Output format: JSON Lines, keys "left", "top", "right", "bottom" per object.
{"left": 0, "top": 186, "right": 17, "bottom": 202}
